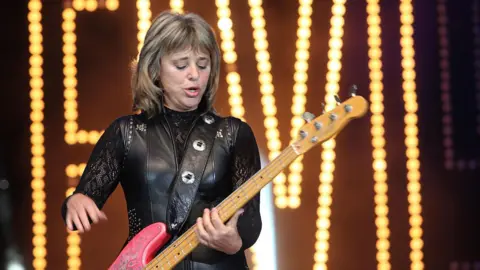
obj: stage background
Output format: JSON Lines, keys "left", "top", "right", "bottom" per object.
{"left": 0, "top": 0, "right": 479, "bottom": 269}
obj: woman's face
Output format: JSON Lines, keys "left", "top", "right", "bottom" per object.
{"left": 159, "top": 48, "right": 211, "bottom": 112}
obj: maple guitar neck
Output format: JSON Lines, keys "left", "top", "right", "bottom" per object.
{"left": 144, "top": 145, "right": 299, "bottom": 270}
{"left": 143, "top": 93, "right": 369, "bottom": 269}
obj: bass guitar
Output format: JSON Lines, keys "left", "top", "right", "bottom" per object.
{"left": 109, "top": 89, "right": 368, "bottom": 270}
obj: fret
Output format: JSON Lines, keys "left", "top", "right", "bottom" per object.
{"left": 140, "top": 94, "right": 370, "bottom": 270}
{"left": 216, "top": 147, "right": 297, "bottom": 220}
{"left": 147, "top": 146, "right": 299, "bottom": 270}
{"left": 237, "top": 186, "right": 247, "bottom": 202}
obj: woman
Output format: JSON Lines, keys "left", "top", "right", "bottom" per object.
{"left": 61, "top": 10, "right": 262, "bottom": 269}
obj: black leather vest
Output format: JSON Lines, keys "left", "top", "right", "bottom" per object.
{"left": 118, "top": 111, "right": 250, "bottom": 269}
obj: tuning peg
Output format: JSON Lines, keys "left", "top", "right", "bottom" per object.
{"left": 334, "top": 95, "right": 341, "bottom": 105}
{"left": 349, "top": 84, "right": 358, "bottom": 97}
{"left": 321, "top": 103, "right": 326, "bottom": 113}
{"left": 302, "top": 112, "right": 315, "bottom": 123}
{"left": 299, "top": 130, "right": 307, "bottom": 139}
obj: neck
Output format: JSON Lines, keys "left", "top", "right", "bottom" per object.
{"left": 163, "top": 105, "right": 199, "bottom": 113}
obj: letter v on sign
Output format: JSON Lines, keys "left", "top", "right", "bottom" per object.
{"left": 247, "top": 0, "right": 314, "bottom": 209}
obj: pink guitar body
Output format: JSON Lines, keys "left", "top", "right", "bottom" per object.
{"left": 109, "top": 222, "right": 171, "bottom": 270}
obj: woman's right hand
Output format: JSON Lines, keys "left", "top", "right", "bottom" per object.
{"left": 65, "top": 193, "right": 108, "bottom": 233}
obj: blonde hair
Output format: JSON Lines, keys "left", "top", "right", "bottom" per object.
{"left": 131, "top": 11, "right": 221, "bottom": 117}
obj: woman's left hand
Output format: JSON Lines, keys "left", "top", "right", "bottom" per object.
{"left": 195, "top": 208, "right": 244, "bottom": 255}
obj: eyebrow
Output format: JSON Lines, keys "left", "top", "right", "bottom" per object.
{"left": 173, "top": 56, "right": 209, "bottom": 61}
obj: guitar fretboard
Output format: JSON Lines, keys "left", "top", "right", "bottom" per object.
{"left": 145, "top": 145, "right": 298, "bottom": 270}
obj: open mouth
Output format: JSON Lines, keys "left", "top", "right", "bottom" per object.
{"left": 186, "top": 87, "right": 199, "bottom": 92}
{"left": 185, "top": 87, "right": 200, "bottom": 97}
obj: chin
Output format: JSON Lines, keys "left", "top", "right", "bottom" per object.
{"left": 183, "top": 99, "right": 203, "bottom": 110}
{"left": 182, "top": 103, "right": 201, "bottom": 111}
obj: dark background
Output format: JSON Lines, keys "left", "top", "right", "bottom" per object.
{"left": 0, "top": 0, "right": 479, "bottom": 269}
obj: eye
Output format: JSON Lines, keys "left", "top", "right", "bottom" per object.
{"left": 173, "top": 60, "right": 188, "bottom": 70}
{"left": 197, "top": 60, "right": 209, "bottom": 69}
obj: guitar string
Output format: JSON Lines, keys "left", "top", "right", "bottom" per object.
{"left": 149, "top": 116, "right": 349, "bottom": 267}
{"left": 146, "top": 146, "right": 298, "bottom": 268}
{"left": 147, "top": 147, "right": 296, "bottom": 268}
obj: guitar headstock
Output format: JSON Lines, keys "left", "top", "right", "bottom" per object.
{"left": 292, "top": 86, "right": 368, "bottom": 154}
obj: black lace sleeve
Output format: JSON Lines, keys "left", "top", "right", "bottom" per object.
{"left": 231, "top": 121, "right": 262, "bottom": 251}
{"left": 61, "top": 117, "right": 127, "bottom": 224}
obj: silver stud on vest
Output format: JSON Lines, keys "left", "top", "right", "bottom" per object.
{"left": 136, "top": 124, "right": 146, "bottom": 132}
{"left": 203, "top": 115, "right": 215, "bottom": 124}
{"left": 193, "top": 140, "right": 206, "bottom": 151}
{"left": 181, "top": 171, "right": 195, "bottom": 184}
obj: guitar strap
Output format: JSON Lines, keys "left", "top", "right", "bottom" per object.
{"left": 165, "top": 112, "right": 222, "bottom": 235}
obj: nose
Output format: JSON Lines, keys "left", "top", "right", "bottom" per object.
{"left": 188, "top": 65, "right": 199, "bottom": 81}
